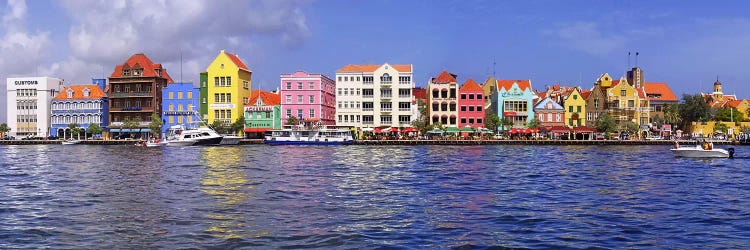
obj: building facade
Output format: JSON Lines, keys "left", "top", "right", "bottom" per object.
{"left": 162, "top": 83, "right": 200, "bottom": 136}
{"left": 199, "top": 72, "right": 208, "bottom": 120}
{"left": 279, "top": 71, "right": 336, "bottom": 125}
{"left": 334, "top": 63, "right": 414, "bottom": 129}
{"left": 481, "top": 76, "right": 497, "bottom": 109}
{"left": 585, "top": 83, "right": 608, "bottom": 123}
{"left": 534, "top": 97, "right": 565, "bottom": 128}
{"left": 50, "top": 84, "right": 108, "bottom": 139}
{"left": 606, "top": 77, "right": 650, "bottom": 126}
{"left": 458, "top": 78, "right": 485, "bottom": 129}
{"left": 563, "top": 87, "right": 586, "bottom": 127}
{"left": 494, "top": 79, "right": 536, "bottom": 129}
{"left": 644, "top": 82, "right": 678, "bottom": 120}
{"left": 427, "top": 71, "right": 459, "bottom": 126}
{"left": 108, "top": 53, "right": 173, "bottom": 137}
{"left": 244, "top": 90, "right": 281, "bottom": 138}
{"left": 206, "top": 50, "right": 252, "bottom": 128}
{"left": 5, "top": 77, "right": 64, "bottom": 138}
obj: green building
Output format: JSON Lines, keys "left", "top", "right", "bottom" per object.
{"left": 199, "top": 72, "right": 208, "bottom": 121}
{"left": 243, "top": 90, "right": 282, "bottom": 139}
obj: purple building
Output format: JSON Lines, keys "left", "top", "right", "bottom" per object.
{"left": 280, "top": 71, "right": 336, "bottom": 125}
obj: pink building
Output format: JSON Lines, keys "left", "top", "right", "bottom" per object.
{"left": 458, "top": 78, "right": 485, "bottom": 129}
{"left": 280, "top": 71, "right": 336, "bottom": 125}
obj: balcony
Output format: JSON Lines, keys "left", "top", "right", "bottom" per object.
{"left": 111, "top": 106, "right": 154, "bottom": 112}
{"left": 398, "top": 95, "right": 411, "bottom": 98}
{"left": 362, "top": 95, "right": 374, "bottom": 99}
{"left": 399, "top": 81, "right": 410, "bottom": 85}
{"left": 399, "top": 121, "right": 411, "bottom": 125}
{"left": 380, "top": 94, "right": 392, "bottom": 99}
{"left": 110, "top": 92, "right": 154, "bottom": 98}
{"left": 363, "top": 108, "right": 374, "bottom": 111}
{"left": 380, "top": 121, "right": 392, "bottom": 125}
{"left": 111, "top": 121, "right": 151, "bottom": 127}
{"left": 381, "top": 108, "right": 392, "bottom": 112}
{"left": 399, "top": 108, "right": 410, "bottom": 112}
{"left": 380, "top": 81, "right": 392, "bottom": 86}
{"left": 363, "top": 80, "right": 374, "bottom": 85}
{"left": 362, "top": 121, "right": 374, "bottom": 124}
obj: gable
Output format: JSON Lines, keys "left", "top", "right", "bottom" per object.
{"left": 534, "top": 97, "right": 564, "bottom": 110}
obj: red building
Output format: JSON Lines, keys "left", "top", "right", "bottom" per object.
{"left": 458, "top": 78, "right": 485, "bottom": 129}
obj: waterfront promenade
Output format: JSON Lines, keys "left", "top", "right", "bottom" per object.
{"left": 0, "top": 139, "right": 742, "bottom": 146}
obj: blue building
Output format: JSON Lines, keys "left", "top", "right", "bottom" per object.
{"left": 162, "top": 83, "right": 200, "bottom": 136}
{"left": 50, "top": 82, "right": 109, "bottom": 139}
{"left": 492, "top": 79, "right": 536, "bottom": 129}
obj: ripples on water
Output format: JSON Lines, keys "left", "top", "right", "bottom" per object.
{"left": 1, "top": 144, "right": 750, "bottom": 249}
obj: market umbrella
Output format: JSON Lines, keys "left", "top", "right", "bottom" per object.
{"left": 445, "top": 126, "right": 460, "bottom": 134}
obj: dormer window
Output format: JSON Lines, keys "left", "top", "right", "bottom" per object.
{"left": 66, "top": 89, "right": 74, "bottom": 98}
{"left": 123, "top": 69, "right": 131, "bottom": 76}
{"left": 133, "top": 68, "right": 143, "bottom": 76}
{"left": 83, "top": 88, "right": 90, "bottom": 97}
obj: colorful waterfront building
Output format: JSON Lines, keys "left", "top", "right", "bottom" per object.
{"left": 702, "top": 79, "right": 737, "bottom": 108}
{"left": 50, "top": 83, "right": 108, "bottom": 139}
{"left": 161, "top": 83, "right": 199, "bottom": 136}
{"left": 585, "top": 77, "right": 609, "bottom": 123}
{"left": 493, "top": 79, "right": 536, "bottom": 129}
{"left": 244, "top": 90, "right": 281, "bottom": 138}
{"left": 481, "top": 76, "right": 497, "bottom": 109}
{"left": 563, "top": 87, "right": 586, "bottom": 127}
{"left": 458, "top": 78, "right": 484, "bottom": 129}
{"left": 199, "top": 72, "right": 208, "bottom": 120}
{"left": 643, "top": 82, "right": 678, "bottom": 119}
{"left": 606, "top": 77, "right": 650, "bottom": 126}
{"left": 6, "top": 77, "right": 64, "bottom": 138}
{"left": 279, "top": 71, "right": 336, "bottom": 125}
{"left": 205, "top": 50, "right": 252, "bottom": 130}
{"left": 108, "top": 53, "right": 173, "bottom": 138}
{"left": 427, "top": 71, "right": 459, "bottom": 126}
{"left": 534, "top": 97, "right": 565, "bottom": 128}
{"left": 335, "top": 63, "right": 414, "bottom": 130}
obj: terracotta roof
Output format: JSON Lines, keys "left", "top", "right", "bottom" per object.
{"left": 413, "top": 87, "right": 427, "bottom": 100}
{"left": 433, "top": 70, "right": 457, "bottom": 83}
{"left": 459, "top": 78, "right": 483, "bottom": 92}
{"left": 612, "top": 79, "right": 621, "bottom": 86}
{"left": 537, "top": 92, "right": 548, "bottom": 99}
{"left": 581, "top": 90, "right": 591, "bottom": 100}
{"left": 110, "top": 53, "right": 174, "bottom": 83}
{"left": 643, "top": 82, "right": 678, "bottom": 101}
{"left": 246, "top": 90, "right": 280, "bottom": 106}
{"left": 223, "top": 51, "right": 250, "bottom": 71}
{"left": 497, "top": 79, "right": 531, "bottom": 91}
{"left": 54, "top": 85, "right": 107, "bottom": 100}
{"left": 336, "top": 64, "right": 412, "bottom": 73}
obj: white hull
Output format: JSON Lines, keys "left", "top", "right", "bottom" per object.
{"left": 165, "top": 140, "right": 196, "bottom": 146}
{"left": 62, "top": 140, "right": 82, "bottom": 145}
{"left": 671, "top": 146, "right": 729, "bottom": 158}
{"left": 265, "top": 128, "right": 354, "bottom": 145}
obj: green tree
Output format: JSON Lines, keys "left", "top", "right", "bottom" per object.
{"left": 432, "top": 121, "right": 445, "bottom": 131}
{"left": 87, "top": 123, "right": 103, "bottom": 138}
{"left": 148, "top": 114, "right": 164, "bottom": 138}
{"left": 714, "top": 121, "right": 728, "bottom": 134}
{"left": 68, "top": 123, "right": 84, "bottom": 139}
{"left": 501, "top": 117, "right": 514, "bottom": 131}
{"left": 124, "top": 117, "right": 140, "bottom": 138}
{"left": 663, "top": 104, "right": 682, "bottom": 128}
{"left": 211, "top": 120, "right": 228, "bottom": 134}
{"left": 678, "top": 94, "right": 711, "bottom": 132}
{"left": 0, "top": 123, "right": 9, "bottom": 138}
{"left": 594, "top": 113, "right": 617, "bottom": 134}
{"left": 715, "top": 107, "right": 745, "bottom": 122}
{"left": 527, "top": 118, "right": 540, "bottom": 129}
{"left": 230, "top": 116, "right": 245, "bottom": 135}
{"left": 411, "top": 104, "right": 430, "bottom": 134}
{"left": 484, "top": 108, "right": 500, "bottom": 133}
{"left": 620, "top": 121, "right": 639, "bottom": 135}
{"left": 286, "top": 116, "right": 299, "bottom": 125}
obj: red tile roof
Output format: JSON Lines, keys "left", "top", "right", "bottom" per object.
{"left": 643, "top": 82, "right": 678, "bottom": 101}
{"left": 413, "top": 87, "right": 427, "bottom": 100}
{"left": 336, "top": 64, "right": 413, "bottom": 73}
{"left": 110, "top": 53, "right": 174, "bottom": 83}
{"left": 224, "top": 51, "right": 250, "bottom": 71}
{"left": 496, "top": 79, "right": 531, "bottom": 91}
{"left": 581, "top": 90, "right": 591, "bottom": 100}
{"left": 246, "top": 90, "right": 280, "bottom": 106}
{"left": 434, "top": 70, "right": 457, "bottom": 83}
{"left": 54, "top": 85, "right": 107, "bottom": 100}
{"left": 725, "top": 100, "right": 746, "bottom": 108}
{"left": 459, "top": 78, "right": 483, "bottom": 92}
{"left": 537, "top": 92, "right": 548, "bottom": 99}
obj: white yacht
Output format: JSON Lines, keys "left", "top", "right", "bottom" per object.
{"left": 164, "top": 125, "right": 223, "bottom": 146}
{"left": 265, "top": 120, "right": 353, "bottom": 145}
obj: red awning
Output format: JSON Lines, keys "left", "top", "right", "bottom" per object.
{"left": 391, "top": 127, "right": 400, "bottom": 133}
{"left": 573, "top": 126, "right": 595, "bottom": 133}
{"left": 245, "top": 128, "right": 270, "bottom": 133}
{"left": 402, "top": 127, "right": 418, "bottom": 133}
{"left": 373, "top": 127, "right": 383, "bottom": 133}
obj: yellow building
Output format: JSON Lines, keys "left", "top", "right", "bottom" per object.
{"left": 206, "top": 50, "right": 252, "bottom": 129}
{"left": 596, "top": 72, "right": 614, "bottom": 89}
{"left": 563, "top": 88, "right": 586, "bottom": 127}
{"left": 606, "top": 77, "right": 650, "bottom": 126}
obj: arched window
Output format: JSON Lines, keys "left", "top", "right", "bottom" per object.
{"left": 67, "top": 89, "right": 73, "bottom": 98}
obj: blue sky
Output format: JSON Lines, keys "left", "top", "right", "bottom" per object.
{"left": 2, "top": 0, "right": 750, "bottom": 122}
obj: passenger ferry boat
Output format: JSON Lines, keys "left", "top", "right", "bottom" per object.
{"left": 264, "top": 120, "right": 354, "bottom": 145}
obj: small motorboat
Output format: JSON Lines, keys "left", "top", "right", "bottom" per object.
{"left": 61, "top": 140, "right": 82, "bottom": 145}
{"left": 136, "top": 140, "right": 165, "bottom": 148}
{"left": 670, "top": 141, "right": 734, "bottom": 158}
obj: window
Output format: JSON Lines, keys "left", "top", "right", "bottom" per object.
{"left": 168, "top": 116, "right": 174, "bottom": 124}
{"left": 380, "top": 73, "right": 392, "bottom": 83}
{"left": 297, "top": 109, "right": 303, "bottom": 118}
{"left": 478, "top": 106, "right": 482, "bottom": 112}
{"left": 573, "top": 95, "right": 578, "bottom": 100}
{"left": 310, "top": 109, "right": 315, "bottom": 118}
{"left": 286, "top": 95, "right": 292, "bottom": 104}
{"left": 286, "top": 109, "right": 292, "bottom": 118}
{"left": 469, "top": 118, "right": 474, "bottom": 124}
{"left": 469, "top": 106, "right": 474, "bottom": 112}
{"left": 461, "top": 94, "right": 467, "bottom": 100}
{"left": 461, "top": 106, "right": 467, "bottom": 112}
{"left": 569, "top": 106, "right": 573, "bottom": 112}
{"left": 214, "top": 94, "right": 220, "bottom": 103}
{"left": 83, "top": 89, "right": 90, "bottom": 97}
{"left": 220, "top": 77, "right": 226, "bottom": 86}
{"left": 178, "top": 91, "right": 183, "bottom": 99}
{"left": 621, "top": 88, "right": 626, "bottom": 97}
{"left": 215, "top": 110, "right": 220, "bottom": 119}
{"left": 469, "top": 94, "right": 474, "bottom": 100}
{"left": 539, "top": 114, "right": 545, "bottom": 121}
{"left": 477, "top": 94, "right": 482, "bottom": 100}
{"left": 594, "top": 99, "right": 599, "bottom": 109}
{"left": 556, "top": 114, "right": 561, "bottom": 122}
{"left": 66, "top": 89, "right": 73, "bottom": 98}
{"left": 243, "top": 81, "right": 248, "bottom": 89}
{"left": 286, "top": 82, "right": 292, "bottom": 89}
{"left": 381, "top": 102, "right": 392, "bottom": 111}
{"left": 628, "top": 100, "right": 634, "bottom": 107}
{"left": 297, "top": 82, "right": 303, "bottom": 89}
{"left": 202, "top": 97, "right": 207, "bottom": 104}
{"left": 187, "top": 92, "right": 193, "bottom": 99}
{"left": 243, "top": 97, "right": 249, "bottom": 105}
{"left": 337, "top": 76, "right": 341, "bottom": 82}
{"left": 178, "top": 116, "right": 184, "bottom": 124}
{"left": 380, "top": 115, "right": 392, "bottom": 125}
{"left": 227, "top": 93, "right": 231, "bottom": 103}
{"left": 309, "top": 82, "right": 315, "bottom": 89}
{"left": 297, "top": 95, "right": 303, "bottom": 103}
{"left": 577, "top": 106, "right": 581, "bottom": 112}
{"left": 226, "top": 77, "right": 231, "bottom": 86}
{"left": 187, "top": 104, "right": 193, "bottom": 111}
{"left": 178, "top": 104, "right": 184, "bottom": 111}
{"left": 569, "top": 118, "right": 573, "bottom": 126}
{"left": 461, "top": 118, "right": 467, "bottom": 124}
{"left": 399, "top": 102, "right": 410, "bottom": 111}
{"left": 309, "top": 95, "right": 315, "bottom": 104}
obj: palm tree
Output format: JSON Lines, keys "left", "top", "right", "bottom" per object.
{"left": 663, "top": 104, "right": 682, "bottom": 128}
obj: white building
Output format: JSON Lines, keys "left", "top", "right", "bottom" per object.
{"left": 6, "top": 77, "right": 64, "bottom": 138}
{"left": 335, "top": 63, "right": 414, "bottom": 129}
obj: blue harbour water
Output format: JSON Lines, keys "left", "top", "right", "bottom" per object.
{"left": 1, "top": 144, "right": 750, "bottom": 249}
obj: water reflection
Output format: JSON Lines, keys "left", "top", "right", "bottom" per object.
{"left": 200, "top": 146, "right": 253, "bottom": 239}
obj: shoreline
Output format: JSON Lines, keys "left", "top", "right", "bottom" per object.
{"left": 0, "top": 139, "right": 744, "bottom": 146}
